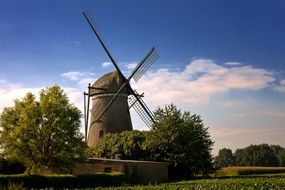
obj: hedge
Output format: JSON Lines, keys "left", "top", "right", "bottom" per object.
{"left": 214, "top": 167, "right": 285, "bottom": 177}
{"left": 237, "top": 168, "right": 285, "bottom": 175}
{"left": 0, "top": 173, "right": 125, "bottom": 189}
{"left": 0, "top": 159, "right": 26, "bottom": 175}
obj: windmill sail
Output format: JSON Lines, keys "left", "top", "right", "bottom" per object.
{"left": 83, "top": 11, "right": 124, "bottom": 77}
{"left": 83, "top": 11, "right": 159, "bottom": 146}
{"left": 132, "top": 48, "right": 159, "bottom": 82}
{"left": 96, "top": 47, "right": 158, "bottom": 121}
{"left": 128, "top": 91, "right": 155, "bottom": 128}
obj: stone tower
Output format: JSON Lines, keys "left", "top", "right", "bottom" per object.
{"left": 87, "top": 71, "right": 133, "bottom": 147}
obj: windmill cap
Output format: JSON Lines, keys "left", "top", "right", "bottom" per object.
{"left": 91, "top": 71, "right": 127, "bottom": 95}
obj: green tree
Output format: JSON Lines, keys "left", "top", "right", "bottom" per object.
{"left": 234, "top": 144, "right": 283, "bottom": 166}
{"left": 145, "top": 104, "right": 214, "bottom": 179}
{"left": 0, "top": 85, "right": 86, "bottom": 173}
{"left": 90, "top": 130, "right": 146, "bottom": 160}
{"left": 89, "top": 104, "right": 214, "bottom": 179}
{"left": 277, "top": 150, "right": 285, "bottom": 166}
{"left": 214, "top": 148, "right": 235, "bottom": 168}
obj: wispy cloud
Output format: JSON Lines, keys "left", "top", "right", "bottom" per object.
{"left": 124, "top": 61, "right": 138, "bottom": 70}
{"left": 0, "top": 79, "right": 7, "bottom": 84}
{"left": 225, "top": 62, "right": 242, "bottom": 66}
{"left": 133, "top": 59, "right": 275, "bottom": 106}
{"left": 219, "top": 100, "right": 248, "bottom": 108}
{"left": 101, "top": 62, "right": 112, "bottom": 67}
{"left": 62, "top": 71, "right": 82, "bottom": 81}
{"left": 210, "top": 125, "right": 285, "bottom": 154}
{"left": 254, "top": 109, "right": 285, "bottom": 118}
{"left": 0, "top": 81, "right": 42, "bottom": 112}
{"left": 61, "top": 71, "right": 96, "bottom": 86}
{"left": 0, "top": 80, "right": 83, "bottom": 116}
{"left": 273, "top": 79, "right": 285, "bottom": 92}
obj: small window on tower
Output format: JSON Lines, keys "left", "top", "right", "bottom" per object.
{"left": 99, "top": 130, "right": 104, "bottom": 138}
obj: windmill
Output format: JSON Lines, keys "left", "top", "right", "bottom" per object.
{"left": 82, "top": 11, "right": 159, "bottom": 147}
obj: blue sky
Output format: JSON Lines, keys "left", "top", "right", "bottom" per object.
{"left": 1, "top": 0, "right": 285, "bottom": 154}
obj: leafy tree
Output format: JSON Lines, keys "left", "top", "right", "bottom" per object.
{"left": 90, "top": 130, "right": 146, "bottom": 160}
{"left": 90, "top": 104, "right": 214, "bottom": 179}
{"left": 214, "top": 148, "right": 235, "bottom": 168}
{"left": 234, "top": 144, "right": 283, "bottom": 166}
{"left": 234, "top": 148, "right": 248, "bottom": 166}
{"left": 145, "top": 104, "right": 214, "bottom": 179}
{"left": 277, "top": 150, "right": 285, "bottom": 166}
{"left": 0, "top": 85, "right": 86, "bottom": 173}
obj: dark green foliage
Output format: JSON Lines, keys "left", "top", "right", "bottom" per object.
{"left": 277, "top": 150, "right": 285, "bottom": 166}
{"left": 214, "top": 148, "right": 235, "bottom": 168}
{"left": 0, "top": 173, "right": 125, "bottom": 189}
{"left": 234, "top": 144, "right": 284, "bottom": 166}
{"left": 216, "top": 144, "right": 285, "bottom": 167}
{"left": 92, "top": 104, "right": 214, "bottom": 180}
{"left": 90, "top": 130, "right": 147, "bottom": 160}
{"left": 0, "top": 158, "right": 26, "bottom": 174}
{"left": 0, "top": 85, "right": 86, "bottom": 173}
{"left": 236, "top": 168, "right": 285, "bottom": 175}
{"left": 146, "top": 104, "right": 214, "bottom": 179}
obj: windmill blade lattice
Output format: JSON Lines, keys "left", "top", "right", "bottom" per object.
{"left": 128, "top": 91, "right": 155, "bottom": 128}
{"left": 83, "top": 10, "right": 159, "bottom": 133}
{"left": 96, "top": 47, "right": 158, "bottom": 121}
{"left": 132, "top": 48, "right": 159, "bottom": 82}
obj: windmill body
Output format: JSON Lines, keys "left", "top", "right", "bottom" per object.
{"left": 83, "top": 11, "right": 159, "bottom": 147}
{"left": 87, "top": 71, "right": 132, "bottom": 147}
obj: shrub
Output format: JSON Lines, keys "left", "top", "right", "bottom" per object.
{"left": 0, "top": 159, "right": 26, "bottom": 175}
{"left": 237, "top": 168, "right": 285, "bottom": 175}
{"left": 216, "top": 166, "right": 285, "bottom": 177}
{"left": 0, "top": 173, "right": 125, "bottom": 189}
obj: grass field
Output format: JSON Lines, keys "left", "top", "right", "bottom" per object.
{"left": 92, "top": 167, "right": 285, "bottom": 190}
{"left": 1, "top": 167, "right": 285, "bottom": 189}
{"left": 94, "top": 175, "right": 285, "bottom": 190}
{"left": 214, "top": 166, "right": 285, "bottom": 177}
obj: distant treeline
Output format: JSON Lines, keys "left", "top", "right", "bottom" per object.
{"left": 214, "top": 144, "right": 285, "bottom": 168}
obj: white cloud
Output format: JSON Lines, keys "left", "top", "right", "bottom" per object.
{"left": 78, "top": 77, "right": 97, "bottom": 85}
{"left": 273, "top": 79, "right": 285, "bottom": 92}
{"left": 0, "top": 79, "right": 7, "bottom": 84}
{"left": 254, "top": 109, "right": 285, "bottom": 118}
{"left": 0, "top": 82, "right": 42, "bottom": 112}
{"left": 1, "top": 59, "right": 285, "bottom": 154}
{"left": 225, "top": 62, "right": 242, "bottom": 66}
{"left": 219, "top": 100, "right": 248, "bottom": 108}
{"left": 101, "top": 62, "right": 112, "bottom": 67}
{"left": 133, "top": 59, "right": 275, "bottom": 106}
{"left": 1, "top": 70, "right": 95, "bottom": 115}
{"left": 125, "top": 62, "right": 138, "bottom": 70}
{"left": 62, "top": 87, "right": 84, "bottom": 111}
{"left": 62, "top": 71, "right": 82, "bottom": 81}
{"left": 0, "top": 81, "right": 84, "bottom": 116}
{"left": 61, "top": 71, "right": 96, "bottom": 86}
{"left": 0, "top": 80, "right": 87, "bottom": 135}
{"left": 210, "top": 124, "right": 285, "bottom": 155}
